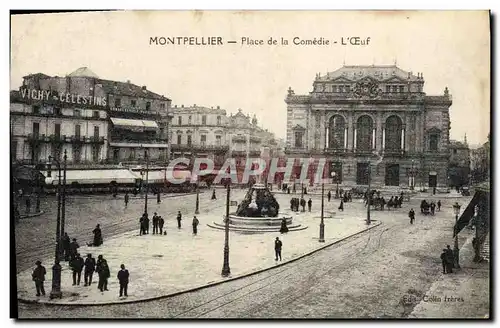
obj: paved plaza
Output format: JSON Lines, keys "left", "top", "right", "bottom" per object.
{"left": 17, "top": 190, "right": 381, "bottom": 305}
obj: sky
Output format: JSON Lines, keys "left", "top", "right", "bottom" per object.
{"left": 10, "top": 10, "right": 490, "bottom": 145}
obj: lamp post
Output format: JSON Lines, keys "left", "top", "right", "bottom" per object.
{"left": 366, "top": 163, "right": 371, "bottom": 225}
{"left": 410, "top": 159, "right": 415, "bottom": 191}
{"left": 453, "top": 202, "right": 461, "bottom": 269}
{"left": 60, "top": 150, "right": 67, "bottom": 238}
{"left": 319, "top": 172, "right": 334, "bottom": 243}
{"left": 195, "top": 177, "right": 200, "bottom": 215}
{"left": 221, "top": 180, "right": 231, "bottom": 277}
{"left": 331, "top": 171, "right": 338, "bottom": 199}
{"left": 301, "top": 180, "right": 304, "bottom": 198}
{"left": 144, "top": 149, "right": 149, "bottom": 216}
{"left": 46, "top": 154, "right": 63, "bottom": 299}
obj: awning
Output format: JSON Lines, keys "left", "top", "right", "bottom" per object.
{"left": 109, "top": 142, "right": 168, "bottom": 148}
{"left": 131, "top": 170, "right": 192, "bottom": 184}
{"left": 453, "top": 188, "right": 490, "bottom": 237}
{"left": 42, "top": 169, "right": 139, "bottom": 185}
{"left": 110, "top": 118, "right": 159, "bottom": 130}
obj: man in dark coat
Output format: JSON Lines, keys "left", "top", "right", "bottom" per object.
{"left": 211, "top": 189, "right": 217, "bottom": 200}
{"left": 338, "top": 199, "right": 344, "bottom": 212}
{"left": 93, "top": 224, "right": 103, "bottom": 246}
{"left": 440, "top": 249, "right": 448, "bottom": 274}
{"left": 158, "top": 216, "right": 165, "bottom": 235}
{"left": 445, "top": 245, "right": 454, "bottom": 273}
{"left": 61, "top": 232, "right": 71, "bottom": 261}
{"left": 279, "top": 218, "right": 289, "bottom": 234}
{"left": 144, "top": 215, "right": 150, "bottom": 234}
{"left": 274, "top": 237, "right": 283, "bottom": 261}
{"left": 177, "top": 211, "right": 182, "bottom": 229}
{"left": 157, "top": 192, "right": 161, "bottom": 204}
{"left": 430, "top": 202, "right": 436, "bottom": 215}
{"left": 290, "top": 198, "right": 294, "bottom": 211}
{"left": 96, "top": 257, "right": 110, "bottom": 292}
{"left": 70, "top": 253, "right": 85, "bottom": 286}
{"left": 437, "top": 200, "right": 442, "bottom": 211}
{"left": 69, "top": 238, "right": 80, "bottom": 260}
{"left": 117, "top": 264, "right": 130, "bottom": 297}
{"left": 152, "top": 212, "right": 159, "bottom": 234}
{"left": 327, "top": 191, "right": 332, "bottom": 202}
{"left": 124, "top": 192, "right": 129, "bottom": 207}
{"left": 300, "top": 198, "right": 306, "bottom": 212}
{"left": 307, "top": 198, "right": 312, "bottom": 212}
{"left": 84, "top": 253, "right": 96, "bottom": 286}
{"left": 32, "top": 260, "right": 46, "bottom": 296}
{"left": 409, "top": 208, "right": 415, "bottom": 224}
{"left": 192, "top": 216, "right": 199, "bottom": 235}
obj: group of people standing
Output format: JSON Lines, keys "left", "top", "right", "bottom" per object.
{"left": 138, "top": 211, "right": 200, "bottom": 236}
{"left": 289, "top": 197, "right": 314, "bottom": 212}
{"left": 421, "top": 199, "right": 441, "bottom": 215}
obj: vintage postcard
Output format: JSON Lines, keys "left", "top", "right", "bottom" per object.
{"left": 10, "top": 10, "right": 491, "bottom": 319}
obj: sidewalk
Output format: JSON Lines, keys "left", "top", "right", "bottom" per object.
{"left": 17, "top": 208, "right": 380, "bottom": 305}
{"left": 408, "top": 230, "right": 490, "bottom": 318}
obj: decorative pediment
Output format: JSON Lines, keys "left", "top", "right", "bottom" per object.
{"left": 352, "top": 80, "right": 382, "bottom": 99}
{"left": 328, "top": 76, "right": 354, "bottom": 83}
{"left": 382, "top": 76, "right": 407, "bottom": 83}
{"left": 292, "top": 124, "right": 306, "bottom": 131}
{"left": 426, "top": 127, "right": 442, "bottom": 134}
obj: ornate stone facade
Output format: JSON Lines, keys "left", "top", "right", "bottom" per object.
{"left": 285, "top": 65, "right": 452, "bottom": 188}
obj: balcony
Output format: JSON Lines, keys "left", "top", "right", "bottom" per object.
{"left": 324, "top": 148, "right": 349, "bottom": 155}
{"left": 26, "top": 133, "right": 48, "bottom": 144}
{"left": 171, "top": 144, "right": 229, "bottom": 152}
{"left": 231, "top": 135, "right": 247, "bottom": 143}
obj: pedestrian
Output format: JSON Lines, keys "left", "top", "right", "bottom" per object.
{"left": 408, "top": 208, "right": 415, "bottom": 224}
{"left": 69, "top": 238, "right": 80, "bottom": 260}
{"left": 145, "top": 214, "right": 150, "bottom": 234}
{"left": 97, "top": 257, "right": 110, "bottom": 292}
{"left": 327, "top": 190, "right": 332, "bottom": 202}
{"left": 70, "top": 253, "right": 85, "bottom": 286}
{"left": 93, "top": 224, "right": 103, "bottom": 246}
{"left": 445, "top": 245, "right": 454, "bottom": 273}
{"left": 158, "top": 216, "right": 165, "bottom": 235}
{"left": 307, "top": 198, "right": 312, "bottom": 212}
{"left": 25, "top": 197, "right": 31, "bottom": 214}
{"left": 290, "top": 198, "right": 294, "bottom": 211}
{"left": 211, "top": 189, "right": 217, "bottom": 200}
{"left": 32, "top": 260, "right": 46, "bottom": 296}
{"left": 300, "top": 198, "right": 306, "bottom": 212}
{"left": 430, "top": 202, "right": 436, "bottom": 216}
{"left": 279, "top": 218, "right": 289, "bottom": 234}
{"left": 338, "top": 199, "right": 344, "bottom": 212}
{"left": 117, "top": 264, "right": 130, "bottom": 297}
{"left": 61, "top": 232, "right": 71, "bottom": 261}
{"left": 274, "top": 237, "right": 282, "bottom": 261}
{"left": 84, "top": 253, "right": 96, "bottom": 286}
{"left": 157, "top": 192, "right": 161, "bottom": 204}
{"left": 440, "top": 249, "right": 447, "bottom": 274}
{"left": 152, "top": 212, "right": 159, "bottom": 234}
{"left": 177, "top": 211, "right": 182, "bottom": 229}
{"left": 287, "top": 187, "right": 290, "bottom": 194}
{"left": 192, "top": 216, "right": 199, "bottom": 235}
{"left": 437, "top": 200, "right": 442, "bottom": 211}
{"left": 124, "top": 192, "right": 129, "bottom": 208}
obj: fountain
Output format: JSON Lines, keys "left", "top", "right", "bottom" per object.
{"left": 208, "top": 183, "right": 307, "bottom": 233}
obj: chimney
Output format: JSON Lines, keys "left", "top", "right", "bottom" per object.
{"left": 193, "top": 104, "right": 196, "bottom": 107}
{"left": 217, "top": 106, "right": 220, "bottom": 109}
{"left": 127, "top": 80, "right": 131, "bottom": 83}
{"left": 181, "top": 105, "right": 184, "bottom": 108}
{"left": 142, "top": 86, "right": 147, "bottom": 90}
{"left": 174, "top": 105, "right": 177, "bottom": 108}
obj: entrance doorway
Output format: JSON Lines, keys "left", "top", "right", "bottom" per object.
{"left": 385, "top": 164, "right": 400, "bottom": 186}
{"left": 428, "top": 173, "right": 437, "bottom": 188}
{"left": 356, "top": 163, "right": 369, "bottom": 185}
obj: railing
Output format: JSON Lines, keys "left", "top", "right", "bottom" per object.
{"left": 171, "top": 144, "right": 229, "bottom": 151}
{"left": 110, "top": 138, "right": 167, "bottom": 144}
{"left": 110, "top": 106, "right": 161, "bottom": 115}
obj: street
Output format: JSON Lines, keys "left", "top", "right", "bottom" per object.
{"left": 15, "top": 191, "right": 488, "bottom": 318}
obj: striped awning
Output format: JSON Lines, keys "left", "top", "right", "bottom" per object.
{"left": 110, "top": 118, "right": 159, "bottom": 130}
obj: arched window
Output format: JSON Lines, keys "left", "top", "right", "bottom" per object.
{"left": 328, "top": 115, "right": 345, "bottom": 149}
{"left": 385, "top": 115, "right": 403, "bottom": 151}
{"left": 356, "top": 115, "right": 373, "bottom": 151}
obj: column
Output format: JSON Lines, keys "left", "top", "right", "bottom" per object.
{"left": 372, "top": 128, "right": 376, "bottom": 150}
{"left": 344, "top": 128, "right": 348, "bottom": 149}
{"left": 401, "top": 128, "right": 405, "bottom": 150}
{"left": 325, "top": 126, "right": 329, "bottom": 149}
{"left": 353, "top": 127, "right": 357, "bottom": 150}
{"left": 382, "top": 125, "right": 386, "bottom": 150}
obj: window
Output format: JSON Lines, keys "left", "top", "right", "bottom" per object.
{"left": 294, "top": 131, "right": 303, "bottom": 148}
{"left": 328, "top": 115, "right": 346, "bottom": 149}
{"left": 74, "top": 109, "right": 81, "bottom": 117}
{"left": 178, "top": 116, "right": 182, "bottom": 125}
{"left": 385, "top": 85, "right": 391, "bottom": 93}
{"left": 73, "top": 146, "right": 81, "bottom": 163}
{"left": 93, "top": 111, "right": 99, "bottom": 118}
{"left": 202, "top": 115, "right": 207, "bottom": 125}
{"left": 385, "top": 115, "right": 403, "bottom": 151}
{"left": 160, "top": 103, "right": 165, "bottom": 110}
{"left": 356, "top": 115, "right": 374, "bottom": 151}
{"left": 356, "top": 163, "right": 369, "bottom": 185}
{"left": 392, "top": 86, "right": 398, "bottom": 93}
{"left": 115, "top": 98, "right": 121, "bottom": 108}
{"left": 188, "top": 116, "right": 192, "bottom": 124}
{"left": 32, "top": 122, "right": 40, "bottom": 136}
{"left": 54, "top": 124, "right": 61, "bottom": 138}
{"left": 159, "top": 128, "right": 165, "bottom": 138}
{"left": 92, "top": 146, "right": 99, "bottom": 162}
{"left": 187, "top": 135, "right": 192, "bottom": 146}
{"left": 201, "top": 135, "right": 206, "bottom": 146}
{"left": 217, "top": 116, "right": 221, "bottom": 125}
{"left": 94, "top": 126, "right": 100, "bottom": 139}
{"left": 177, "top": 134, "right": 182, "bottom": 145}
{"left": 345, "top": 85, "right": 351, "bottom": 92}
{"left": 75, "top": 125, "right": 81, "bottom": 138}
{"left": 131, "top": 100, "right": 136, "bottom": 107}
{"left": 54, "top": 107, "right": 62, "bottom": 116}
{"left": 429, "top": 134, "right": 439, "bottom": 151}
{"left": 216, "top": 135, "right": 221, "bottom": 146}
{"left": 453, "top": 149, "right": 457, "bottom": 154}
{"left": 146, "top": 102, "right": 151, "bottom": 111}
{"left": 11, "top": 141, "right": 17, "bottom": 160}
{"left": 399, "top": 86, "right": 404, "bottom": 93}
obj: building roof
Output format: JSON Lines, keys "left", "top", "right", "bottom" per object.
{"left": 317, "top": 65, "right": 421, "bottom": 83}
{"left": 67, "top": 67, "right": 99, "bottom": 78}
{"left": 450, "top": 140, "right": 469, "bottom": 149}
{"left": 171, "top": 105, "right": 226, "bottom": 115}
{"left": 22, "top": 72, "right": 51, "bottom": 79}
{"left": 97, "top": 78, "right": 170, "bottom": 101}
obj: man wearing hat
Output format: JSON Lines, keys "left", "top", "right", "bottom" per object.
{"left": 70, "top": 253, "right": 85, "bottom": 286}
{"left": 32, "top": 260, "right": 46, "bottom": 296}
{"left": 84, "top": 254, "right": 96, "bottom": 286}
{"left": 69, "top": 238, "right": 80, "bottom": 261}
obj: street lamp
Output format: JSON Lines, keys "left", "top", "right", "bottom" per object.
{"left": 331, "top": 171, "right": 338, "bottom": 199}
{"left": 195, "top": 176, "right": 200, "bottom": 215}
{"left": 60, "top": 150, "right": 67, "bottom": 238}
{"left": 143, "top": 149, "right": 149, "bottom": 216}
{"left": 221, "top": 180, "right": 231, "bottom": 277}
{"left": 410, "top": 160, "right": 415, "bottom": 191}
{"left": 366, "top": 163, "right": 372, "bottom": 225}
{"left": 453, "top": 202, "right": 461, "bottom": 269}
{"left": 319, "top": 172, "right": 334, "bottom": 243}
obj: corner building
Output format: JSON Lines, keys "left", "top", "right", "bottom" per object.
{"left": 285, "top": 65, "right": 452, "bottom": 189}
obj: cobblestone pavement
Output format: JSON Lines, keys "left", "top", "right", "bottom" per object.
{"left": 16, "top": 194, "right": 487, "bottom": 318}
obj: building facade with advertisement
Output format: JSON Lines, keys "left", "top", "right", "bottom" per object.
{"left": 285, "top": 65, "right": 452, "bottom": 189}
{"left": 10, "top": 67, "right": 172, "bottom": 167}
{"left": 448, "top": 138, "right": 471, "bottom": 189}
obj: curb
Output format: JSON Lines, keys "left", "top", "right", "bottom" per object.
{"left": 18, "top": 220, "right": 382, "bottom": 307}
{"left": 19, "top": 211, "right": 45, "bottom": 219}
